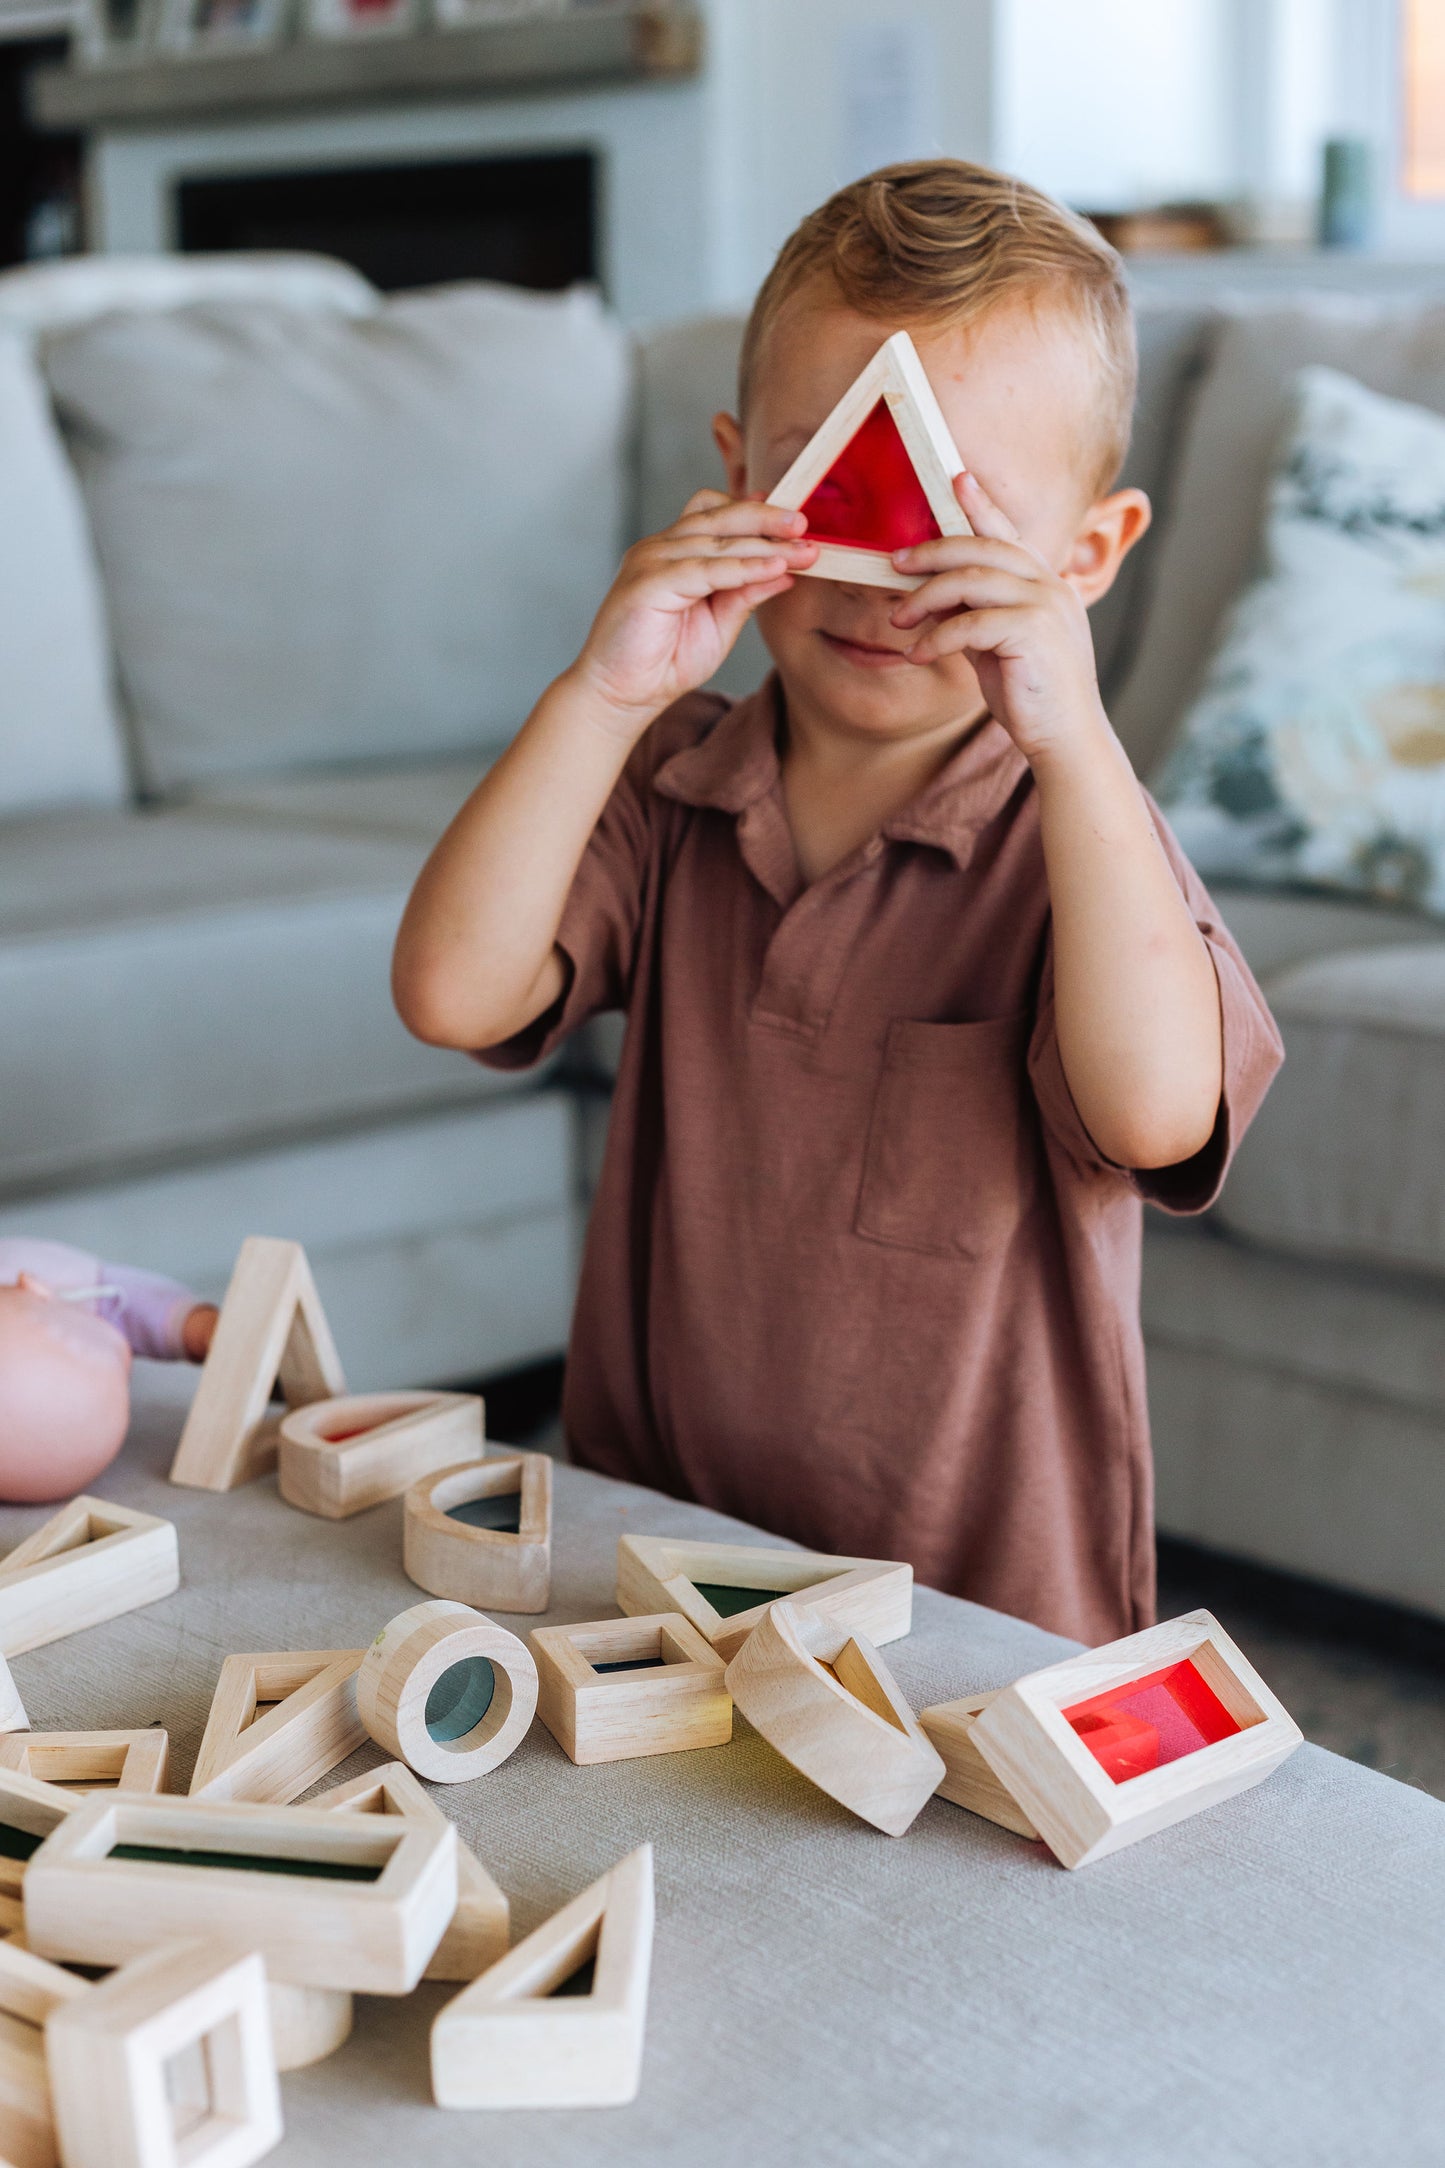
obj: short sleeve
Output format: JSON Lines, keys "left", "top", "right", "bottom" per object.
{"left": 1027, "top": 797, "right": 1285, "bottom": 1214}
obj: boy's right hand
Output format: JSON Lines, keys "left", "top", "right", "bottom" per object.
{"left": 568, "top": 492, "right": 817, "bottom": 741}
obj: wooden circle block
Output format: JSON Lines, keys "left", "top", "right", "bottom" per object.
{"left": 357, "top": 1600, "right": 538, "bottom": 1785}
{"left": 278, "top": 1391, "right": 484, "bottom": 1520}
{"left": 266, "top": 1980, "right": 354, "bottom": 2069}
{"left": 403, "top": 1452, "right": 552, "bottom": 1613}
{"left": 724, "top": 1601, "right": 944, "bottom": 1836}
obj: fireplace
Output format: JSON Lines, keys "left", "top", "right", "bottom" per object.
{"left": 176, "top": 146, "right": 596, "bottom": 294}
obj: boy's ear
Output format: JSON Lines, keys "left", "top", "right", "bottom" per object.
{"left": 711, "top": 411, "right": 748, "bottom": 496}
{"left": 1060, "top": 487, "right": 1151, "bottom": 607}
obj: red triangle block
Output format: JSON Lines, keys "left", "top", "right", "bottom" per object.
{"left": 800, "top": 399, "right": 943, "bottom": 555}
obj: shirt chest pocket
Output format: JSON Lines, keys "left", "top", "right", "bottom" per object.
{"left": 855, "top": 1016, "right": 1037, "bottom": 1259}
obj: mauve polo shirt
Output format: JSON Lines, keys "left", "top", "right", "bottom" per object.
{"left": 483, "top": 677, "right": 1283, "bottom": 1643}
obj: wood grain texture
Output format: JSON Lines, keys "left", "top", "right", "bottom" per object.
{"left": 356, "top": 1600, "right": 538, "bottom": 1785}
{"left": 278, "top": 1393, "right": 484, "bottom": 1519}
{"left": 189, "top": 1651, "right": 366, "bottom": 1804}
{"left": 0, "top": 1769, "right": 82, "bottom": 1902}
{"left": 403, "top": 1453, "right": 551, "bottom": 1613}
{"left": 724, "top": 1603, "right": 943, "bottom": 1836}
{"left": 313, "top": 1762, "right": 508, "bottom": 1982}
{"left": 170, "top": 1237, "right": 345, "bottom": 1493}
{"left": 0, "top": 1500, "right": 178, "bottom": 1658}
{"left": 24, "top": 1794, "right": 456, "bottom": 1994}
{"left": 265, "top": 1980, "right": 352, "bottom": 2072}
{"left": 431, "top": 1844, "right": 653, "bottom": 2110}
{"left": 0, "top": 1731, "right": 169, "bottom": 1797}
{"left": 531, "top": 1613, "right": 731, "bottom": 1766}
{"left": 918, "top": 1691, "right": 1040, "bottom": 1840}
{"left": 616, "top": 1535, "right": 911, "bottom": 1661}
{"left": 969, "top": 1610, "right": 1304, "bottom": 1869}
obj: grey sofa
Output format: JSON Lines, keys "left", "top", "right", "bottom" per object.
{"left": 2, "top": 248, "right": 1444, "bottom": 1622}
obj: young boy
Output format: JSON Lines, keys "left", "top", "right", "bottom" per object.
{"left": 394, "top": 160, "right": 1282, "bottom": 1646}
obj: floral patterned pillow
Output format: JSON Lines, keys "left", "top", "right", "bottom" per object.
{"left": 1156, "top": 364, "right": 1445, "bottom": 915}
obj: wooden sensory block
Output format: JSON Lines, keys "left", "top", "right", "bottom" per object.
{"left": 170, "top": 1237, "right": 346, "bottom": 1493}
{"left": 766, "top": 329, "right": 969, "bottom": 590}
{"left": 0, "top": 1730, "right": 169, "bottom": 1796}
{"left": 45, "top": 1941, "right": 282, "bottom": 2168}
{"left": 264, "top": 1981, "right": 352, "bottom": 2073}
{"left": 616, "top": 1533, "right": 911, "bottom": 1661}
{"left": 23, "top": 1793, "right": 456, "bottom": 1995}
{"left": 0, "top": 1659, "right": 26, "bottom": 1740}
{"left": 918, "top": 1690, "right": 1040, "bottom": 1840}
{"left": 0, "top": 1936, "right": 89, "bottom": 2168}
{"left": 0, "top": 1769, "right": 82, "bottom": 1906}
{"left": 0, "top": 1498, "right": 178, "bottom": 1658}
{"left": 724, "top": 1601, "right": 943, "bottom": 1837}
{"left": 431, "top": 1844, "right": 653, "bottom": 2110}
{"left": 968, "top": 1609, "right": 1304, "bottom": 1870}
{"left": 403, "top": 1451, "right": 551, "bottom": 1614}
{"left": 277, "top": 1390, "right": 485, "bottom": 1519}
{"left": 188, "top": 1650, "right": 366, "bottom": 1805}
{"left": 531, "top": 1612, "right": 731, "bottom": 1766}
{"left": 313, "top": 1762, "right": 509, "bottom": 1981}
{"left": 357, "top": 1599, "right": 538, "bottom": 1785}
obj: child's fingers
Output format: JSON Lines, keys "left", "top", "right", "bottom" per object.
{"left": 955, "top": 468, "right": 1022, "bottom": 544}
{"left": 906, "top": 604, "right": 1019, "bottom": 664}
{"left": 672, "top": 499, "right": 808, "bottom": 543}
{"left": 639, "top": 551, "right": 796, "bottom": 605}
{"left": 892, "top": 534, "right": 1038, "bottom": 580}
{"left": 710, "top": 573, "right": 794, "bottom": 636}
{"left": 890, "top": 565, "right": 1037, "bottom": 629}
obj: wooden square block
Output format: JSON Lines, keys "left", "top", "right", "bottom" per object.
{"left": 969, "top": 1609, "right": 1304, "bottom": 1869}
{"left": 0, "top": 1498, "right": 178, "bottom": 1658}
{"left": 531, "top": 1613, "right": 731, "bottom": 1765}
{"left": 616, "top": 1534, "right": 911, "bottom": 1661}
{"left": 277, "top": 1391, "right": 484, "bottom": 1519}
{"left": 46, "top": 1941, "right": 281, "bottom": 2168}
{"left": 918, "top": 1690, "right": 1039, "bottom": 1839}
{"left": 404, "top": 1454, "right": 551, "bottom": 1614}
{"left": 0, "top": 1730, "right": 169, "bottom": 1796}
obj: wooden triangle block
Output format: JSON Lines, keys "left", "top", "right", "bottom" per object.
{"left": 0, "top": 1497, "right": 178, "bottom": 1658}
{"left": 918, "top": 1690, "right": 1039, "bottom": 1839}
{"left": 170, "top": 1236, "right": 346, "bottom": 1492}
{"left": 431, "top": 1843, "right": 653, "bottom": 2109}
{"left": 616, "top": 1533, "right": 911, "bottom": 1661}
{"left": 0, "top": 1729, "right": 169, "bottom": 1796}
{"left": 767, "top": 329, "right": 969, "bottom": 590}
{"left": 313, "top": 1761, "right": 508, "bottom": 1982}
{"left": 189, "top": 1649, "right": 366, "bottom": 1804}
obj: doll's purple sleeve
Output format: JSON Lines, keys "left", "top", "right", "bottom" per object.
{"left": 93, "top": 1263, "right": 199, "bottom": 1363}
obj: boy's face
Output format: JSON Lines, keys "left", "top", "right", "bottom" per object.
{"left": 714, "top": 286, "right": 1144, "bottom": 745}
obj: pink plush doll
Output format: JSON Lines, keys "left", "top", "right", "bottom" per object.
{"left": 0, "top": 1240, "right": 219, "bottom": 1502}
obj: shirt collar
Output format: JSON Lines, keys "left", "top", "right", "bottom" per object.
{"left": 653, "top": 673, "right": 1029, "bottom": 871}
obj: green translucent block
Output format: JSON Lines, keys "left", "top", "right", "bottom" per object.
{"left": 447, "top": 1495, "right": 522, "bottom": 1535}
{"left": 551, "top": 1953, "right": 597, "bottom": 1998}
{"left": 0, "top": 1823, "right": 41, "bottom": 1863}
{"left": 425, "top": 1655, "right": 496, "bottom": 1743}
{"left": 110, "top": 1844, "right": 382, "bottom": 1883}
{"left": 693, "top": 1583, "right": 790, "bottom": 1619}
{"left": 592, "top": 1656, "right": 668, "bottom": 1675}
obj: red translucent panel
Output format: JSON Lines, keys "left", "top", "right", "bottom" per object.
{"left": 800, "top": 399, "right": 942, "bottom": 554}
{"left": 1063, "top": 1659, "right": 1242, "bottom": 1786}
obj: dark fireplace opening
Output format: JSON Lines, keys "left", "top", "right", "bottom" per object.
{"left": 176, "top": 148, "right": 597, "bottom": 296}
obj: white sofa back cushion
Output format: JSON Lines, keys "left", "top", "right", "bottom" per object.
{"left": 42, "top": 281, "right": 633, "bottom": 792}
{"left": 0, "top": 329, "right": 127, "bottom": 816}
{"left": 0, "top": 251, "right": 376, "bottom": 339}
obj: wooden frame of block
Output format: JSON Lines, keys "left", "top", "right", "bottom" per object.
{"left": 403, "top": 1453, "right": 552, "bottom": 1614}
{"left": 0, "top": 1936, "right": 89, "bottom": 2168}
{"left": 0, "top": 1731, "right": 169, "bottom": 1796}
{"left": 357, "top": 1599, "right": 538, "bottom": 1785}
{"left": 46, "top": 1940, "right": 281, "bottom": 2168}
{"left": 170, "top": 1237, "right": 346, "bottom": 1493}
{"left": 24, "top": 1794, "right": 456, "bottom": 1994}
{"left": 264, "top": 1981, "right": 353, "bottom": 2073}
{"left": 277, "top": 1391, "right": 485, "bottom": 1520}
{"left": 918, "top": 1691, "right": 1039, "bottom": 1840}
{"left": 724, "top": 1600, "right": 943, "bottom": 1837}
{"left": 313, "top": 1762, "right": 509, "bottom": 1982}
{"left": 0, "top": 1498, "right": 179, "bottom": 1658}
{"left": 0, "top": 1658, "right": 26, "bottom": 1739}
{"left": 531, "top": 1613, "right": 731, "bottom": 1766}
{"left": 0, "top": 1768, "right": 82, "bottom": 1907}
{"left": 189, "top": 1651, "right": 365, "bottom": 1805}
{"left": 431, "top": 1843, "right": 653, "bottom": 2110}
{"left": 766, "top": 329, "right": 969, "bottom": 591}
{"left": 968, "top": 1609, "right": 1305, "bottom": 1870}
{"left": 616, "top": 1534, "right": 912, "bottom": 1662}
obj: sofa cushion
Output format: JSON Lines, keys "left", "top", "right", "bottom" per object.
{"left": 190, "top": 754, "right": 487, "bottom": 839}
{"left": 0, "top": 329, "right": 127, "bottom": 816}
{"left": 0, "top": 250, "right": 375, "bottom": 339}
{"left": 1215, "top": 941, "right": 1445, "bottom": 1279}
{"left": 1215, "top": 882, "right": 1444, "bottom": 980}
{"left": 0, "top": 804, "right": 516, "bottom": 1194}
{"left": 43, "top": 282, "right": 631, "bottom": 792}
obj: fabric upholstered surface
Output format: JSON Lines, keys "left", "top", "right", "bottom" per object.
{"left": 7, "top": 1373, "right": 1442, "bottom": 2168}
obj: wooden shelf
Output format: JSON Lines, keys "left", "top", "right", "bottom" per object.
{"left": 30, "top": 2, "right": 701, "bottom": 129}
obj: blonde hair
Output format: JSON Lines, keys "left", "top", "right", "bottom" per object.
{"left": 740, "top": 159, "right": 1137, "bottom": 496}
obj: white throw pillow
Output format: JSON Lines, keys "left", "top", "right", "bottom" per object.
{"left": 1158, "top": 365, "right": 1445, "bottom": 916}
{"left": 0, "top": 329, "right": 128, "bottom": 816}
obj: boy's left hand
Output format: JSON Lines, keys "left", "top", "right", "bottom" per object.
{"left": 889, "top": 470, "right": 1104, "bottom": 769}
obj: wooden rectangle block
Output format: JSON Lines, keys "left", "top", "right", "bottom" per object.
{"left": 431, "top": 1844, "right": 653, "bottom": 2110}
{"left": 46, "top": 1941, "right": 281, "bottom": 2168}
{"left": 0, "top": 1769, "right": 82, "bottom": 1901}
{"left": 404, "top": 1453, "right": 551, "bottom": 1614}
{"left": 0, "top": 1499, "right": 178, "bottom": 1658}
{"left": 531, "top": 1613, "right": 731, "bottom": 1766}
{"left": 0, "top": 1937, "right": 88, "bottom": 2168}
{"left": 313, "top": 1763, "right": 508, "bottom": 1982}
{"left": 24, "top": 1794, "right": 456, "bottom": 1994}
{"left": 918, "top": 1691, "right": 1039, "bottom": 1839}
{"left": 278, "top": 1391, "right": 485, "bottom": 1519}
{"left": 968, "top": 1610, "right": 1304, "bottom": 1869}
{"left": 617, "top": 1534, "right": 911, "bottom": 1661}
{"left": 0, "top": 1731, "right": 169, "bottom": 1797}
{"left": 189, "top": 1651, "right": 366, "bottom": 1805}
